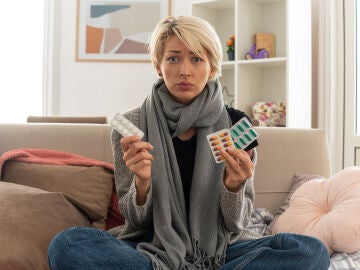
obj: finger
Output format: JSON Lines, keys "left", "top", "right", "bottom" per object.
{"left": 126, "top": 151, "right": 153, "bottom": 177}
{"left": 220, "top": 147, "right": 238, "bottom": 167}
{"left": 221, "top": 147, "right": 253, "bottom": 176}
{"left": 123, "top": 142, "right": 153, "bottom": 162}
{"left": 126, "top": 150, "right": 154, "bottom": 167}
{"left": 227, "top": 147, "right": 251, "bottom": 165}
{"left": 120, "top": 135, "right": 142, "bottom": 152}
{"left": 220, "top": 147, "right": 247, "bottom": 166}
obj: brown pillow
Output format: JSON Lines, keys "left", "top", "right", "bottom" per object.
{"left": 0, "top": 182, "right": 91, "bottom": 270}
{"left": 2, "top": 161, "right": 114, "bottom": 228}
{"left": 266, "top": 173, "right": 325, "bottom": 235}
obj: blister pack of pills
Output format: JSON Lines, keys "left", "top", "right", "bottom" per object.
{"left": 230, "top": 117, "right": 258, "bottom": 150}
{"left": 207, "top": 117, "right": 258, "bottom": 163}
{"left": 110, "top": 113, "right": 144, "bottom": 139}
{"left": 207, "top": 129, "right": 235, "bottom": 163}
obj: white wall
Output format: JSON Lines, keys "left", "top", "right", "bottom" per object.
{"left": 46, "top": 0, "right": 191, "bottom": 120}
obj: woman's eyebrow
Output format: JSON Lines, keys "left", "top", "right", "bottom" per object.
{"left": 164, "top": 50, "right": 203, "bottom": 55}
{"left": 165, "top": 50, "right": 182, "bottom": 54}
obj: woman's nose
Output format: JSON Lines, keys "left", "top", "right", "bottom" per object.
{"left": 179, "top": 59, "right": 191, "bottom": 77}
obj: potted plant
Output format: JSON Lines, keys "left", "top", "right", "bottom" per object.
{"left": 226, "top": 35, "right": 235, "bottom": 61}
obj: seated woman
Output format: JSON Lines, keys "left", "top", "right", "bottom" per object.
{"left": 48, "top": 15, "right": 330, "bottom": 270}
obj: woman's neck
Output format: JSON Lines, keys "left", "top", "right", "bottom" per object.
{"left": 177, "top": 127, "right": 196, "bottom": 141}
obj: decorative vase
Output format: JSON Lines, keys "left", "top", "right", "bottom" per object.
{"left": 227, "top": 50, "right": 235, "bottom": 61}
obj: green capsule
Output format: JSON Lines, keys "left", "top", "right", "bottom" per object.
{"left": 243, "top": 120, "right": 250, "bottom": 128}
{"left": 231, "top": 129, "right": 240, "bottom": 137}
{"left": 245, "top": 134, "right": 251, "bottom": 141}
{"left": 239, "top": 138, "right": 246, "bottom": 145}
{"left": 237, "top": 125, "right": 245, "bottom": 133}
{"left": 250, "top": 129, "right": 257, "bottom": 137}
{"left": 234, "top": 142, "right": 241, "bottom": 149}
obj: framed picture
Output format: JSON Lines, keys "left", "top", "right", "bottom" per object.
{"left": 76, "top": 0, "right": 171, "bottom": 62}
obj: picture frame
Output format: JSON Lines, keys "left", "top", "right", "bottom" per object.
{"left": 76, "top": 0, "right": 171, "bottom": 62}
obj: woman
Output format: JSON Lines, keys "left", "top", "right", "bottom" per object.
{"left": 48, "top": 16, "right": 329, "bottom": 270}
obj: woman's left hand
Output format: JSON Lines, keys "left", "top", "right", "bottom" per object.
{"left": 220, "top": 147, "right": 254, "bottom": 192}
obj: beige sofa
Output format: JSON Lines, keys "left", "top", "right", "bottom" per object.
{"left": 0, "top": 123, "right": 331, "bottom": 269}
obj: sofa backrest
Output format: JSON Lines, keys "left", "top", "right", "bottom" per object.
{"left": 254, "top": 127, "right": 331, "bottom": 213}
{"left": 0, "top": 123, "right": 331, "bottom": 214}
{"left": 0, "top": 123, "right": 114, "bottom": 163}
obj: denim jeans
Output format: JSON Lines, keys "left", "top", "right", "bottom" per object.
{"left": 48, "top": 227, "right": 330, "bottom": 270}
{"left": 220, "top": 233, "right": 330, "bottom": 270}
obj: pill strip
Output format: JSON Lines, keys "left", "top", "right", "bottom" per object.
{"left": 230, "top": 117, "right": 258, "bottom": 149}
{"left": 207, "top": 129, "right": 235, "bottom": 163}
{"left": 110, "top": 113, "right": 144, "bottom": 139}
{"left": 207, "top": 118, "right": 258, "bottom": 163}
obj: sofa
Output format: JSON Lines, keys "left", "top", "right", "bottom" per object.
{"left": 0, "top": 123, "right": 332, "bottom": 270}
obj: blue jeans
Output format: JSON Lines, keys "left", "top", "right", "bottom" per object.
{"left": 220, "top": 233, "right": 329, "bottom": 270}
{"left": 48, "top": 227, "right": 329, "bottom": 270}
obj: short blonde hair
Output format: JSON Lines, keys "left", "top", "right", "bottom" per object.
{"left": 148, "top": 16, "right": 223, "bottom": 79}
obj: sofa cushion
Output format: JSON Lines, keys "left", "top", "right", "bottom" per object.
{"left": 272, "top": 166, "right": 360, "bottom": 254}
{"left": 2, "top": 160, "right": 114, "bottom": 228}
{"left": 0, "top": 182, "right": 91, "bottom": 270}
{"left": 266, "top": 172, "right": 325, "bottom": 234}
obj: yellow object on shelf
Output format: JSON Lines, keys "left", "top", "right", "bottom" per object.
{"left": 255, "top": 33, "right": 275, "bottom": 58}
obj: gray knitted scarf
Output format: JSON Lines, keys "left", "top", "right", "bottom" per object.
{"left": 137, "top": 79, "right": 232, "bottom": 269}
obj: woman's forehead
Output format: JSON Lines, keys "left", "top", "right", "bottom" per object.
{"left": 163, "top": 36, "right": 205, "bottom": 55}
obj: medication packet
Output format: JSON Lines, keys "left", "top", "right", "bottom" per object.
{"left": 207, "top": 117, "right": 258, "bottom": 163}
{"left": 207, "top": 129, "right": 235, "bottom": 163}
{"left": 230, "top": 117, "right": 258, "bottom": 149}
{"left": 111, "top": 113, "right": 144, "bottom": 139}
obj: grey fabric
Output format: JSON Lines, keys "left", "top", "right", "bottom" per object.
{"left": 136, "top": 79, "right": 231, "bottom": 269}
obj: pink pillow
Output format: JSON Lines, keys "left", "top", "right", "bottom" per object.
{"left": 272, "top": 166, "right": 360, "bottom": 254}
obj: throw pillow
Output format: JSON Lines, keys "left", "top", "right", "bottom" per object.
{"left": 272, "top": 166, "right": 360, "bottom": 254}
{"left": 0, "top": 182, "right": 91, "bottom": 270}
{"left": 2, "top": 160, "right": 114, "bottom": 229}
{"left": 266, "top": 173, "right": 324, "bottom": 234}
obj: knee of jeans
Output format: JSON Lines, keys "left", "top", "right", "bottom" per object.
{"left": 298, "top": 236, "right": 330, "bottom": 269}
{"left": 48, "top": 229, "right": 69, "bottom": 268}
{"left": 309, "top": 238, "right": 330, "bottom": 267}
{"left": 48, "top": 227, "right": 94, "bottom": 269}
{"left": 48, "top": 227, "right": 88, "bottom": 256}
{"left": 48, "top": 228, "right": 71, "bottom": 256}
{"left": 279, "top": 233, "right": 330, "bottom": 268}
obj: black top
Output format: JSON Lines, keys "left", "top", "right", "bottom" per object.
{"left": 172, "top": 106, "right": 258, "bottom": 213}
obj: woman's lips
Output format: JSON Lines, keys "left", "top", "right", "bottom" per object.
{"left": 177, "top": 82, "right": 193, "bottom": 90}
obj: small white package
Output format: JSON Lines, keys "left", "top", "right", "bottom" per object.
{"left": 110, "top": 113, "right": 144, "bottom": 138}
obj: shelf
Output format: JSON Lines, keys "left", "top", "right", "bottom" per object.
{"left": 238, "top": 57, "right": 287, "bottom": 67}
{"left": 191, "top": 0, "right": 311, "bottom": 128}
{"left": 191, "top": 0, "right": 234, "bottom": 9}
{"left": 222, "top": 61, "right": 235, "bottom": 70}
{"left": 251, "top": 0, "right": 284, "bottom": 3}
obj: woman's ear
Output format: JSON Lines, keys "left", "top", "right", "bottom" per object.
{"left": 209, "top": 69, "right": 216, "bottom": 80}
{"left": 156, "top": 67, "right": 162, "bottom": 77}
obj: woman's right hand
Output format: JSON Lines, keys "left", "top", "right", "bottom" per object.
{"left": 120, "top": 135, "right": 154, "bottom": 205}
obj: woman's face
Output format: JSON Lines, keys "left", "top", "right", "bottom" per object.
{"left": 157, "top": 36, "right": 214, "bottom": 104}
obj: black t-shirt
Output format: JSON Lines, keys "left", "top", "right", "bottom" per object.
{"left": 172, "top": 106, "right": 258, "bottom": 213}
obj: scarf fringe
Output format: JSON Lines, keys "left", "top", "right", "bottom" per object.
{"left": 151, "top": 239, "right": 226, "bottom": 270}
{"left": 184, "top": 239, "right": 225, "bottom": 270}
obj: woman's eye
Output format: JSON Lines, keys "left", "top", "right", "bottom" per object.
{"left": 167, "top": 56, "right": 178, "bottom": 62}
{"left": 192, "top": 57, "right": 203, "bottom": 63}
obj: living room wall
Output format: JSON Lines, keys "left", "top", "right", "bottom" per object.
{"left": 47, "top": 0, "right": 190, "bottom": 120}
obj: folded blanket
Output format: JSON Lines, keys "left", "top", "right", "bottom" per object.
{"left": 0, "top": 148, "right": 114, "bottom": 176}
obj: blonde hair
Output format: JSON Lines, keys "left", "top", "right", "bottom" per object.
{"left": 148, "top": 16, "right": 223, "bottom": 79}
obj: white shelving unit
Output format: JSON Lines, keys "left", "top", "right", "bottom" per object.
{"left": 190, "top": 0, "right": 311, "bottom": 128}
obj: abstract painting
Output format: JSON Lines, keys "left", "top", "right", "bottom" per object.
{"left": 76, "top": 0, "right": 171, "bottom": 62}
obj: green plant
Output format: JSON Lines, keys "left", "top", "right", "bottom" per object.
{"left": 226, "top": 35, "right": 235, "bottom": 52}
